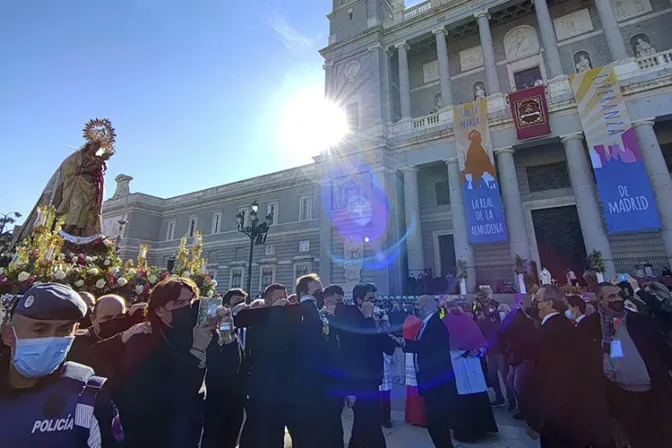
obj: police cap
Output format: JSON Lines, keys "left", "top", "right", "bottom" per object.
{"left": 14, "top": 283, "right": 88, "bottom": 321}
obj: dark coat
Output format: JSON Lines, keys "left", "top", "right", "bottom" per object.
{"left": 333, "top": 304, "right": 395, "bottom": 393}
{"left": 524, "top": 314, "right": 580, "bottom": 438}
{"left": 572, "top": 313, "right": 614, "bottom": 446}
{"left": 402, "top": 313, "right": 457, "bottom": 398}
{"left": 90, "top": 321, "right": 241, "bottom": 448}
{"left": 499, "top": 308, "right": 538, "bottom": 364}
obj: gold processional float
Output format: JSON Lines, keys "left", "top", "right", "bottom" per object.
{"left": 0, "top": 119, "right": 217, "bottom": 319}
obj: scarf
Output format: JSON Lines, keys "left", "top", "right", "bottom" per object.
{"left": 442, "top": 309, "right": 488, "bottom": 351}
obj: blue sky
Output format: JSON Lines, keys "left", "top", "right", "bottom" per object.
{"left": 0, "top": 0, "right": 332, "bottom": 223}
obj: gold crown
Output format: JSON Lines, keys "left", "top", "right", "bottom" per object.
{"left": 82, "top": 118, "right": 116, "bottom": 150}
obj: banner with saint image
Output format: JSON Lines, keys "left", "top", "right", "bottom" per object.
{"left": 570, "top": 66, "right": 661, "bottom": 233}
{"left": 453, "top": 98, "right": 508, "bottom": 243}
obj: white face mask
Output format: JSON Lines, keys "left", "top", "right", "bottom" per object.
{"left": 565, "top": 309, "right": 575, "bottom": 320}
{"left": 498, "top": 312, "right": 506, "bottom": 321}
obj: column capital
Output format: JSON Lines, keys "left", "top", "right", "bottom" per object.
{"left": 632, "top": 119, "right": 656, "bottom": 129}
{"left": 494, "top": 146, "right": 515, "bottom": 156}
{"left": 432, "top": 26, "right": 446, "bottom": 36}
{"left": 560, "top": 133, "right": 584, "bottom": 144}
{"left": 474, "top": 10, "right": 490, "bottom": 20}
{"left": 394, "top": 41, "right": 409, "bottom": 50}
{"left": 444, "top": 157, "right": 459, "bottom": 166}
{"left": 401, "top": 166, "right": 420, "bottom": 173}
{"left": 367, "top": 42, "right": 382, "bottom": 52}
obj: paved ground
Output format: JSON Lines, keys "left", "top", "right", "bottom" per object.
{"left": 282, "top": 383, "right": 539, "bottom": 447}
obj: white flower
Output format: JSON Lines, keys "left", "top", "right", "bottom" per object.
{"left": 149, "top": 275, "right": 158, "bottom": 284}
{"left": 111, "top": 267, "right": 120, "bottom": 274}
{"left": 95, "top": 279, "right": 106, "bottom": 289}
{"left": 85, "top": 256, "right": 93, "bottom": 263}
{"left": 134, "top": 285, "right": 144, "bottom": 295}
{"left": 74, "top": 280, "right": 85, "bottom": 288}
{"left": 211, "top": 280, "right": 218, "bottom": 287}
{"left": 103, "top": 259, "right": 111, "bottom": 266}
{"left": 89, "top": 268, "right": 99, "bottom": 276}
{"left": 117, "top": 277, "right": 128, "bottom": 287}
{"left": 17, "top": 272, "right": 30, "bottom": 282}
{"left": 54, "top": 270, "right": 67, "bottom": 280}
{"left": 206, "top": 289, "right": 214, "bottom": 298}
{"left": 0, "top": 267, "right": 4, "bottom": 275}
{"left": 182, "top": 271, "right": 191, "bottom": 278}
{"left": 127, "top": 268, "right": 137, "bottom": 276}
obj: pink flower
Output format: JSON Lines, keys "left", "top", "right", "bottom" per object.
{"left": 140, "top": 269, "right": 148, "bottom": 277}
{"left": 0, "top": 276, "right": 7, "bottom": 285}
{"left": 28, "top": 276, "right": 36, "bottom": 284}
{"left": 160, "top": 272, "right": 170, "bottom": 280}
{"left": 144, "top": 283, "right": 151, "bottom": 293}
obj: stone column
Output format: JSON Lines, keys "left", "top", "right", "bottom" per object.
{"left": 323, "top": 61, "right": 334, "bottom": 101}
{"left": 593, "top": 0, "right": 628, "bottom": 60}
{"left": 561, "top": 134, "right": 615, "bottom": 277}
{"left": 533, "top": 0, "right": 563, "bottom": 78}
{"left": 494, "top": 147, "right": 531, "bottom": 262}
{"left": 432, "top": 27, "right": 453, "bottom": 107}
{"left": 395, "top": 41, "right": 412, "bottom": 120}
{"left": 318, "top": 178, "right": 333, "bottom": 286}
{"left": 445, "top": 158, "right": 476, "bottom": 290}
{"left": 402, "top": 167, "right": 425, "bottom": 276}
{"left": 633, "top": 121, "right": 672, "bottom": 265}
{"left": 475, "top": 11, "right": 501, "bottom": 94}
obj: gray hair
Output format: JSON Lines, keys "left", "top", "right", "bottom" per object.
{"left": 646, "top": 282, "right": 671, "bottom": 302}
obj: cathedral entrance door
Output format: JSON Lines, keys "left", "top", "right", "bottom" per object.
{"left": 531, "top": 206, "right": 587, "bottom": 285}
{"left": 438, "top": 234, "right": 458, "bottom": 293}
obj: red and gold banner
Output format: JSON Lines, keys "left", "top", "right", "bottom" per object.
{"left": 508, "top": 85, "right": 551, "bottom": 140}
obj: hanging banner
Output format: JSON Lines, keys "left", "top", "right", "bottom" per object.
{"left": 570, "top": 67, "right": 661, "bottom": 233}
{"left": 509, "top": 85, "right": 551, "bottom": 140}
{"left": 454, "top": 98, "right": 508, "bottom": 243}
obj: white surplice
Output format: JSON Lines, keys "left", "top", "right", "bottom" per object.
{"left": 450, "top": 350, "right": 488, "bottom": 396}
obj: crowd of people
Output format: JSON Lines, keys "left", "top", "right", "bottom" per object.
{"left": 2, "top": 271, "right": 672, "bottom": 448}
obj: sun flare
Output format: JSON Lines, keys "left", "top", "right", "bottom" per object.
{"left": 277, "top": 86, "right": 349, "bottom": 158}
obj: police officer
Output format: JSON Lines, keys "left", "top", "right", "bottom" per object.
{"left": 0, "top": 283, "right": 121, "bottom": 447}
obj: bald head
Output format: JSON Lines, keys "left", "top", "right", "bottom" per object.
{"left": 415, "top": 295, "right": 438, "bottom": 319}
{"left": 93, "top": 295, "right": 126, "bottom": 323}
{"left": 79, "top": 292, "right": 96, "bottom": 308}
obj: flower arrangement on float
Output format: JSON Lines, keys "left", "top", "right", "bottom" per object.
{"left": 0, "top": 206, "right": 217, "bottom": 301}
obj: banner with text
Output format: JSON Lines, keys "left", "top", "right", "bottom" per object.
{"left": 570, "top": 67, "right": 661, "bottom": 233}
{"left": 454, "top": 98, "right": 508, "bottom": 243}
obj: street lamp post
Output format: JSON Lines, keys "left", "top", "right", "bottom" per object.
{"left": 0, "top": 211, "right": 22, "bottom": 252}
{"left": 236, "top": 201, "right": 273, "bottom": 295}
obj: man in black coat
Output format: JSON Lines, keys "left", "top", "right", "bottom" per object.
{"left": 233, "top": 283, "right": 297, "bottom": 448}
{"left": 525, "top": 285, "right": 584, "bottom": 447}
{"left": 399, "top": 295, "right": 456, "bottom": 448}
{"left": 291, "top": 274, "right": 345, "bottom": 448}
{"left": 595, "top": 283, "right": 672, "bottom": 447}
{"left": 334, "top": 283, "right": 395, "bottom": 448}
{"left": 68, "top": 294, "right": 145, "bottom": 369}
{"left": 201, "top": 288, "right": 249, "bottom": 448}
{"left": 90, "top": 277, "right": 241, "bottom": 448}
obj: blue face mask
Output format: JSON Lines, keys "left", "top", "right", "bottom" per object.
{"left": 12, "top": 328, "right": 75, "bottom": 379}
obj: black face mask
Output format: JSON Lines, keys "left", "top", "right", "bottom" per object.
{"left": 170, "top": 303, "right": 198, "bottom": 333}
{"left": 79, "top": 308, "right": 93, "bottom": 330}
{"left": 97, "top": 315, "right": 133, "bottom": 340}
{"left": 313, "top": 291, "right": 325, "bottom": 309}
{"left": 608, "top": 301, "right": 626, "bottom": 313}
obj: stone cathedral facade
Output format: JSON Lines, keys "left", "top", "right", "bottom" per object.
{"left": 104, "top": 0, "right": 672, "bottom": 296}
